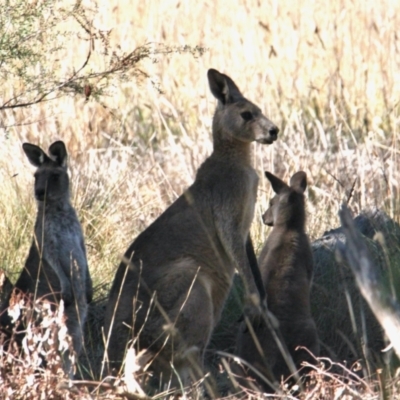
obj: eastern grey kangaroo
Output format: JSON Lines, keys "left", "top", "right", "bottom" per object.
{"left": 0, "top": 141, "right": 92, "bottom": 375}
{"left": 103, "top": 69, "right": 279, "bottom": 386}
{"left": 235, "top": 171, "right": 319, "bottom": 390}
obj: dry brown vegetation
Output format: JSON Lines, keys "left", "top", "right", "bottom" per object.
{"left": 1, "top": 0, "right": 400, "bottom": 398}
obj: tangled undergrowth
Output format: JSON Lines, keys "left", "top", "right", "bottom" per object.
{"left": 1, "top": 283, "right": 400, "bottom": 400}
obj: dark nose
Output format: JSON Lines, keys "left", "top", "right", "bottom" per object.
{"left": 269, "top": 126, "right": 279, "bottom": 140}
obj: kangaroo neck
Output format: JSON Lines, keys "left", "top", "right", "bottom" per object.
{"left": 37, "top": 199, "right": 70, "bottom": 215}
{"left": 274, "top": 217, "right": 306, "bottom": 232}
{"left": 212, "top": 131, "right": 253, "bottom": 166}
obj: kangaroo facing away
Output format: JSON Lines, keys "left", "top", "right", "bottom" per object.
{"left": 235, "top": 171, "right": 319, "bottom": 391}
{"left": 103, "top": 69, "right": 279, "bottom": 387}
{"left": 0, "top": 141, "right": 92, "bottom": 376}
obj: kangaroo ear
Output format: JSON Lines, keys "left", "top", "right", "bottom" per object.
{"left": 290, "top": 171, "right": 307, "bottom": 193}
{"left": 207, "top": 69, "right": 243, "bottom": 105}
{"left": 22, "top": 143, "right": 49, "bottom": 167}
{"left": 265, "top": 171, "right": 288, "bottom": 194}
{"left": 48, "top": 141, "right": 68, "bottom": 167}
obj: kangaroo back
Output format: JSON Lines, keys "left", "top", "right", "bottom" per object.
{"left": 0, "top": 141, "right": 92, "bottom": 376}
{"left": 103, "top": 69, "right": 278, "bottom": 388}
{"left": 235, "top": 171, "right": 319, "bottom": 391}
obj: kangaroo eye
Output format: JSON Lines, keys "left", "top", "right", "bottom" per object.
{"left": 241, "top": 111, "right": 253, "bottom": 121}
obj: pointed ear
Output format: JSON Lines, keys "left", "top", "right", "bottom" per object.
{"left": 290, "top": 171, "right": 307, "bottom": 193}
{"left": 22, "top": 143, "right": 49, "bottom": 167}
{"left": 48, "top": 141, "right": 68, "bottom": 167}
{"left": 207, "top": 69, "right": 243, "bottom": 105}
{"left": 265, "top": 171, "right": 288, "bottom": 194}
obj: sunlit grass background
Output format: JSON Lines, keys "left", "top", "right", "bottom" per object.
{"left": 2, "top": 0, "right": 399, "bottom": 289}
{"left": 1, "top": 0, "right": 400, "bottom": 395}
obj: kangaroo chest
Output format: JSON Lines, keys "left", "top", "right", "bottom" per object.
{"left": 196, "top": 158, "right": 259, "bottom": 227}
{"left": 236, "top": 167, "right": 259, "bottom": 234}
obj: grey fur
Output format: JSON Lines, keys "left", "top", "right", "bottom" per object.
{"left": 235, "top": 171, "right": 319, "bottom": 391}
{"left": 0, "top": 141, "right": 92, "bottom": 376}
{"left": 103, "top": 69, "right": 279, "bottom": 386}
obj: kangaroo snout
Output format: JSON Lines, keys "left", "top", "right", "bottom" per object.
{"left": 255, "top": 119, "right": 279, "bottom": 144}
{"left": 262, "top": 209, "right": 274, "bottom": 226}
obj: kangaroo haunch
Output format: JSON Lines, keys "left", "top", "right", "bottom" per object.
{"left": 103, "top": 68, "right": 279, "bottom": 387}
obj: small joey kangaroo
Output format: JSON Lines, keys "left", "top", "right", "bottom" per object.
{"left": 235, "top": 171, "right": 319, "bottom": 391}
{"left": 0, "top": 141, "right": 92, "bottom": 376}
{"left": 103, "top": 69, "right": 279, "bottom": 388}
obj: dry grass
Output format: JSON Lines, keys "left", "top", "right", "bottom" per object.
{"left": 1, "top": 0, "right": 400, "bottom": 398}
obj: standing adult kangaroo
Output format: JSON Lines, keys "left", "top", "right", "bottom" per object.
{"left": 103, "top": 69, "right": 279, "bottom": 385}
{"left": 235, "top": 171, "right": 319, "bottom": 390}
{"left": 0, "top": 141, "right": 92, "bottom": 376}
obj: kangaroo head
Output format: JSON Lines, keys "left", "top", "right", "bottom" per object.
{"left": 207, "top": 69, "right": 279, "bottom": 145}
{"left": 22, "top": 141, "right": 70, "bottom": 203}
{"left": 262, "top": 171, "right": 307, "bottom": 227}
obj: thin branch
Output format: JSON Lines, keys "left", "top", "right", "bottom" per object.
{"left": 0, "top": 43, "right": 205, "bottom": 110}
{"left": 345, "top": 177, "right": 357, "bottom": 205}
{"left": 0, "top": 39, "right": 93, "bottom": 110}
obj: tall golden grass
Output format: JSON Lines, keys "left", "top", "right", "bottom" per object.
{"left": 1, "top": 0, "right": 400, "bottom": 396}
{"left": 2, "top": 0, "right": 399, "bottom": 286}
